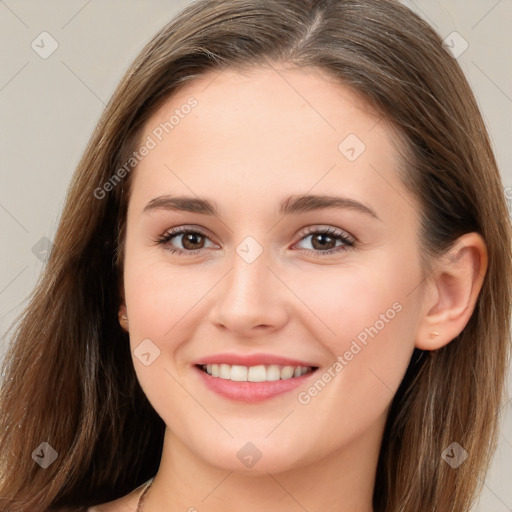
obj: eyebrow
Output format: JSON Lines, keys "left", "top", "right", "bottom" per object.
{"left": 143, "top": 194, "right": 379, "bottom": 220}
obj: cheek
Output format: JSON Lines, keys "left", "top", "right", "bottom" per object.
{"left": 293, "top": 256, "right": 422, "bottom": 436}
{"left": 297, "top": 254, "right": 420, "bottom": 357}
{"left": 123, "top": 261, "right": 208, "bottom": 423}
{"left": 124, "top": 258, "right": 207, "bottom": 342}
{"left": 123, "top": 257, "right": 226, "bottom": 412}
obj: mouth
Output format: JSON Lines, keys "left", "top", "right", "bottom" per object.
{"left": 193, "top": 357, "right": 319, "bottom": 402}
{"left": 197, "top": 363, "right": 316, "bottom": 382}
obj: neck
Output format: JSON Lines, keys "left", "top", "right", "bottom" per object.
{"left": 143, "top": 418, "right": 385, "bottom": 512}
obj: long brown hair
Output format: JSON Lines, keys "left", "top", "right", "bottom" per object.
{"left": 1, "top": 1, "right": 510, "bottom": 511}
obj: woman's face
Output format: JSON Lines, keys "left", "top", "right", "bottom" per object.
{"left": 122, "top": 65, "right": 427, "bottom": 473}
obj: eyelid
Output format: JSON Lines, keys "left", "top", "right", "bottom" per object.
{"left": 156, "top": 224, "right": 356, "bottom": 255}
{"left": 291, "top": 225, "right": 356, "bottom": 256}
{"left": 155, "top": 225, "right": 219, "bottom": 247}
{"left": 295, "top": 225, "right": 355, "bottom": 243}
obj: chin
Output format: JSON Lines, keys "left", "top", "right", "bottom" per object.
{"left": 179, "top": 432, "right": 315, "bottom": 475}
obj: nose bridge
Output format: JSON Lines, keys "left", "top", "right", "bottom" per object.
{"left": 209, "top": 242, "right": 288, "bottom": 334}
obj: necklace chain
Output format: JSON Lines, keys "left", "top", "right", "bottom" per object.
{"left": 136, "top": 480, "right": 153, "bottom": 512}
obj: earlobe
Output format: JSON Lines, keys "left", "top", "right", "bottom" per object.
{"left": 118, "top": 276, "right": 129, "bottom": 332}
{"left": 415, "top": 232, "right": 487, "bottom": 350}
{"left": 118, "top": 304, "right": 129, "bottom": 332}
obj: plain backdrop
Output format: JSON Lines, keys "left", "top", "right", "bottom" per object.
{"left": 0, "top": 1, "right": 510, "bottom": 510}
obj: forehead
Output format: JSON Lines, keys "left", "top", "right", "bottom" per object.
{"left": 129, "top": 65, "right": 415, "bottom": 224}
{"left": 145, "top": 65, "right": 385, "bottom": 146}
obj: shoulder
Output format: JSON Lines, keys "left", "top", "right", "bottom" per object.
{"left": 85, "top": 495, "right": 135, "bottom": 512}
{"left": 85, "top": 479, "right": 152, "bottom": 512}
{"left": 85, "top": 499, "right": 133, "bottom": 512}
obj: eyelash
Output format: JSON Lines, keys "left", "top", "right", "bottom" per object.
{"left": 155, "top": 226, "right": 356, "bottom": 257}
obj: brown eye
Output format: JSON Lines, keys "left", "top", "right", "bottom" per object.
{"left": 310, "top": 232, "right": 337, "bottom": 251}
{"left": 295, "top": 226, "right": 355, "bottom": 256}
{"left": 156, "top": 227, "right": 216, "bottom": 254}
{"left": 180, "top": 232, "right": 206, "bottom": 250}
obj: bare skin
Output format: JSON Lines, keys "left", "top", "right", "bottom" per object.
{"left": 87, "top": 483, "right": 147, "bottom": 512}
{"left": 92, "top": 65, "right": 486, "bottom": 512}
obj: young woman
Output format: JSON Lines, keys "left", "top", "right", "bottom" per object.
{"left": 0, "top": 1, "right": 510, "bottom": 511}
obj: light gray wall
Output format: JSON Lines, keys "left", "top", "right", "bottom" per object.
{"left": 0, "top": 1, "right": 510, "bottom": 510}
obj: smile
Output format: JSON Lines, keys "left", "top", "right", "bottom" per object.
{"left": 198, "top": 363, "right": 315, "bottom": 382}
{"left": 193, "top": 354, "right": 319, "bottom": 402}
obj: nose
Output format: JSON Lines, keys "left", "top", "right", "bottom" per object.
{"left": 208, "top": 248, "right": 290, "bottom": 339}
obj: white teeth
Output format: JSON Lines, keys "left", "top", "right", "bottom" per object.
{"left": 202, "top": 363, "right": 314, "bottom": 382}
{"left": 248, "top": 365, "right": 267, "bottom": 382}
{"left": 266, "top": 365, "right": 281, "bottom": 381}
{"left": 219, "top": 364, "right": 231, "bottom": 379}
{"left": 280, "top": 366, "right": 295, "bottom": 379}
{"left": 230, "top": 365, "right": 248, "bottom": 381}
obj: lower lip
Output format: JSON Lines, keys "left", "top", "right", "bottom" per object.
{"left": 194, "top": 366, "right": 316, "bottom": 402}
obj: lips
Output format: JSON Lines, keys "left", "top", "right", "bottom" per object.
{"left": 192, "top": 353, "right": 319, "bottom": 402}
{"left": 193, "top": 353, "right": 318, "bottom": 368}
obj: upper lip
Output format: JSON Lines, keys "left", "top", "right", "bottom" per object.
{"left": 192, "top": 353, "right": 318, "bottom": 368}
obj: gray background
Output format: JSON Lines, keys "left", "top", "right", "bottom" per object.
{"left": 0, "top": 1, "right": 510, "bottom": 510}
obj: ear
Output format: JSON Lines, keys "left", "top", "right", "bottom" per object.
{"left": 117, "top": 270, "right": 129, "bottom": 331}
{"left": 118, "top": 278, "right": 129, "bottom": 333}
{"left": 415, "top": 232, "right": 487, "bottom": 350}
{"left": 118, "top": 302, "right": 129, "bottom": 332}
